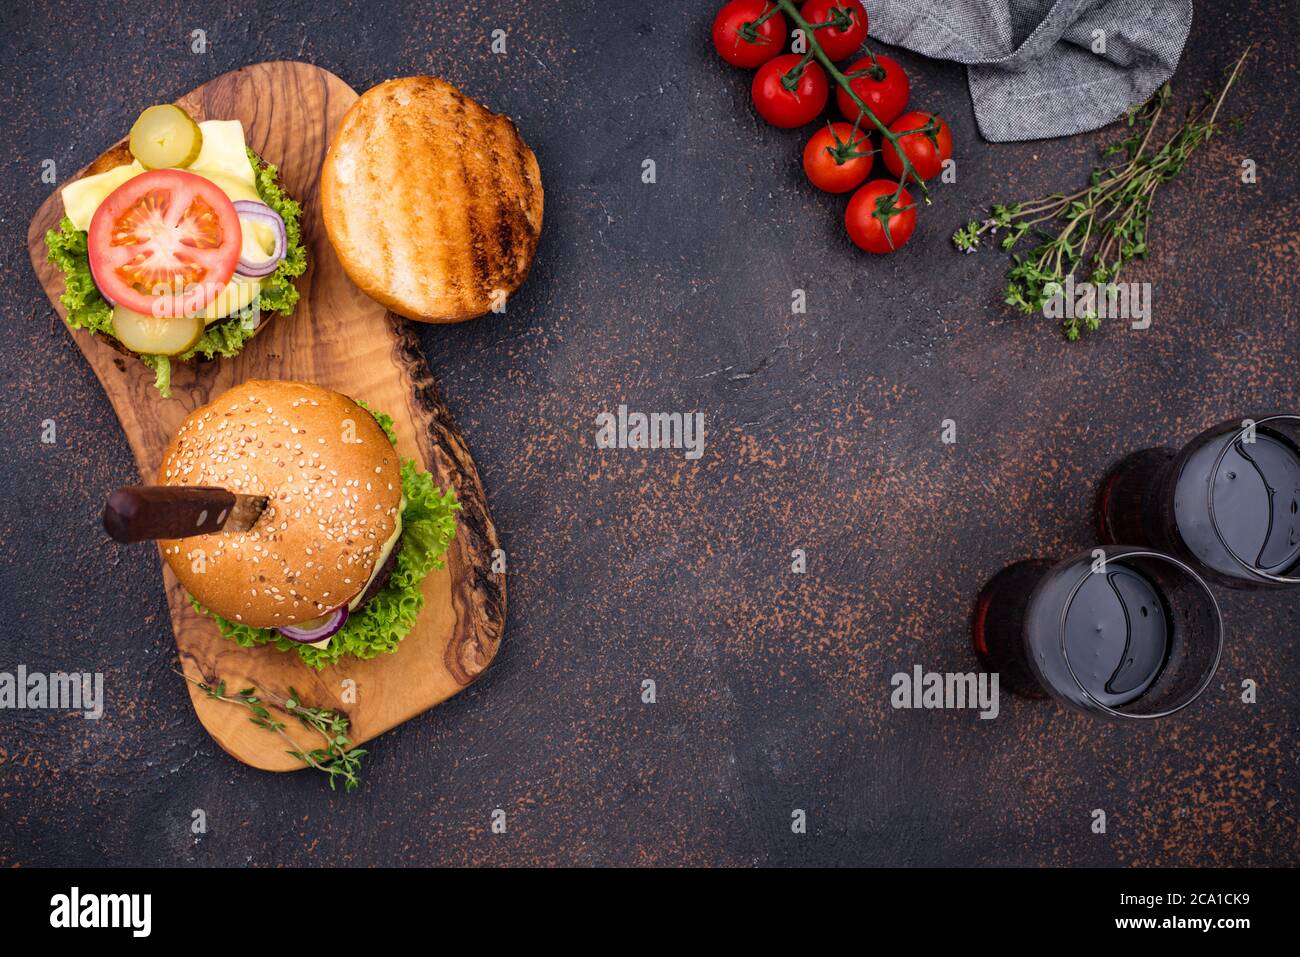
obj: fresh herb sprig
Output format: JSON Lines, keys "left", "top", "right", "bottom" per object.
{"left": 953, "top": 47, "right": 1250, "bottom": 339}
{"left": 176, "top": 671, "right": 367, "bottom": 791}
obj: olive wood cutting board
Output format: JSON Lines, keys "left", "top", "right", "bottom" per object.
{"left": 26, "top": 61, "right": 505, "bottom": 771}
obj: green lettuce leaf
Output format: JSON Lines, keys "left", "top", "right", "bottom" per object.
{"left": 193, "top": 406, "right": 460, "bottom": 668}
{"left": 45, "top": 216, "right": 113, "bottom": 336}
{"left": 140, "top": 354, "right": 172, "bottom": 395}
{"left": 42, "top": 149, "right": 307, "bottom": 397}
{"left": 246, "top": 148, "right": 307, "bottom": 317}
{"left": 357, "top": 400, "right": 397, "bottom": 443}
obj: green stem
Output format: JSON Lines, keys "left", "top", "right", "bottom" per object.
{"left": 175, "top": 668, "right": 363, "bottom": 789}
{"left": 775, "top": 0, "right": 929, "bottom": 201}
{"left": 750, "top": 2, "right": 780, "bottom": 27}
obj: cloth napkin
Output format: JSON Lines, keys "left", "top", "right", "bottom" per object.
{"left": 867, "top": 0, "right": 1194, "bottom": 141}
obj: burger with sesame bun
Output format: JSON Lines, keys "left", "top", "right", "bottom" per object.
{"left": 154, "top": 379, "right": 459, "bottom": 668}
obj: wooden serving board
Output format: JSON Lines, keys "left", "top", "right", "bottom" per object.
{"left": 26, "top": 62, "right": 505, "bottom": 771}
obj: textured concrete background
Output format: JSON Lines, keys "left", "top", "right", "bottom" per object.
{"left": 1, "top": 0, "right": 1296, "bottom": 866}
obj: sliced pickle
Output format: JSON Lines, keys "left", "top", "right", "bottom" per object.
{"left": 129, "top": 105, "right": 203, "bottom": 170}
{"left": 112, "top": 304, "right": 205, "bottom": 357}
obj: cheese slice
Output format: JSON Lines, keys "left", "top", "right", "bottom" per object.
{"left": 61, "top": 162, "right": 143, "bottom": 231}
{"left": 348, "top": 500, "right": 406, "bottom": 612}
{"left": 60, "top": 120, "right": 258, "bottom": 231}
{"left": 305, "top": 502, "right": 406, "bottom": 650}
{"left": 188, "top": 120, "right": 257, "bottom": 186}
{"left": 200, "top": 277, "right": 262, "bottom": 323}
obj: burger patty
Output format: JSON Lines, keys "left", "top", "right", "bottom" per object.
{"left": 353, "top": 533, "right": 403, "bottom": 611}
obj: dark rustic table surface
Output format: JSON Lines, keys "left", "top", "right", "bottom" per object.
{"left": 1, "top": 0, "right": 1296, "bottom": 867}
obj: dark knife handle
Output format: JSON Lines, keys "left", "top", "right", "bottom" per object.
{"left": 103, "top": 486, "right": 237, "bottom": 543}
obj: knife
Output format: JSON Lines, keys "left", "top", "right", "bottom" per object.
{"left": 103, "top": 486, "right": 270, "bottom": 544}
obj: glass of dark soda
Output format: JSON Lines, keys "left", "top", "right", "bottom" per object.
{"left": 972, "top": 547, "right": 1222, "bottom": 720}
{"left": 1098, "top": 415, "right": 1300, "bottom": 588}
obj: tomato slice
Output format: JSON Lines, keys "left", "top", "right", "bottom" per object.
{"left": 87, "top": 169, "right": 242, "bottom": 318}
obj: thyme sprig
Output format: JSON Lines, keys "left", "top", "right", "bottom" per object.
{"left": 953, "top": 47, "right": 1250, "bottom": 339}
{"left": 176, "top": 670, "right": 367, "bottom": 791}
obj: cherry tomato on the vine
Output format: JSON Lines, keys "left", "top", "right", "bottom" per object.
{"left": 836, "top": 54, "right": 909, "bottom": 127}
{"left": 802, "top": 122, "right": 874, "bottom": 193}
{"left": 751, "top": 54, "right": 829, "bottom": 128}
{"left": 882, "top": 111, "right": 953, "bottom": 181}
{"left": 845, "top": 179, "right": 917, "bottom": 254}
{"left": 712, "top": 0, "right": 788, "bottom": 69}
{"left": 800, "top": 0, "right": 869, "bottom": 61}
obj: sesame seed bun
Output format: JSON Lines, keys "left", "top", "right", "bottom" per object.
{"left": 320, "top": 75, "right": 544, "bottom": 323}
{"left": 158, "top": 379, "right": 402, "bottom": 628}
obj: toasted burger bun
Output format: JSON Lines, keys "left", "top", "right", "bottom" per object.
{"left": 158, "top": 379, "right": 402, "bottom": 629}
{"left": 320, "top": 75, "right": 544, "bottom": 323}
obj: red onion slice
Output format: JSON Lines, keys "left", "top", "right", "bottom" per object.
{"left": 276, "top": 604, "right": 349, "bottom": 644}
{"left": 232, "top": 200, "right": 287, "bottom": 278}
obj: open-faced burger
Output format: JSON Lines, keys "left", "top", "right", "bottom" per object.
{"left": 45, "top": 105, "right": 307, "bottom": 396}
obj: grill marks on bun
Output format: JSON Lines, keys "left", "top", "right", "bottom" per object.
{"left": 320, "top": 75, "right": 544, "bottom": 324}
{"left": 159, "top": 380, "right": 402, "bottom": 628}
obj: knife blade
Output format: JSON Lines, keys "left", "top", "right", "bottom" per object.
{"left": 103, "top": 486, "right": 270, "bottom": 544}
